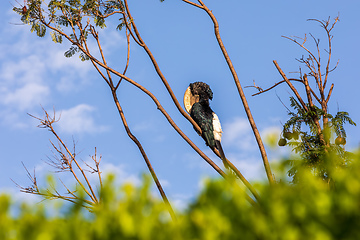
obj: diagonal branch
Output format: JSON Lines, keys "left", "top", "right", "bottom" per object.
{"left": 273, "top": 60, "right": 308, "bottom": 112}
{"left": 182, "top": 0, "right": 203, "bottom": 8}
{"left": 273, "top": 61, "right": 325, "bottom": 144}
{"left": 39, "top": 1, "right": 226, "bottom": 179}
{"left": 115, "top": 27, "right": 131, "bottom": 91}
{"left": 250, "top": 78, "right": 303, "bottom": 96}
{"left": 87, "top": 53, "right": 176, "bottom": 220}
{"left": 122, "top": 0, "right": 260, "bottom": 198}
{"left": 111, "top": 90, "right": 177, "bottom": 220}
{"left": 123, "top": 0, "right": 202, "bottom": 134}
{"left": 190, "top": 1, "right": 274, "bottom": 184}
{"left": 28, "top": 111, "right": 99, "bottom": 203}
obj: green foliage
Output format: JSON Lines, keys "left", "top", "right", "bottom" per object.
{"left": 30, "top": 22, "right": 47, "bottom": 37}
{"left": 116, "top": 17, "right": 126, "bottom": 31}
{"left": 2, "top": 152, "right": 360, "bottom": 239}
{"left": 281, "top": 97, "right": 356, "bottom": 182}
{"left": 50, "top": 31, "right": 63, "bottom": 43}
{"left": 331, "top": 111, "right": 356, "bottom": 138}
{"left": 79, "top": 52, "right": 90, "bottom": 61}
{"left": 13, "top": 0, "right": 126, "bottom": 60}
{"left": 94, "top": 16, "right": 106, "bottom": 28}
{"left": 64, "top": 46, "right": 79, "bottom": 58}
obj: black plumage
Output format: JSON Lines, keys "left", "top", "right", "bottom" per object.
{"left": 188, "top": 82, "right": 226, "bottom": 161}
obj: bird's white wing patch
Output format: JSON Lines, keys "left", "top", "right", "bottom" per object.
{"left": 212, "top": 113, "right": 223, "bottom": 142}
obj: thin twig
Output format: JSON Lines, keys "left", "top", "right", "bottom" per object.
{"left": 250, "top": 78, "right": 302, "bottom": 96}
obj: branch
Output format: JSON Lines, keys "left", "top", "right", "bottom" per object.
{"left": 91, "top": 148, "right": 103, "bottom": 189}
{"left": 273, "top": 60, "right": 309, "bottom": 112}
{"left": 112, "top": 91, "right": 177, "bottom": 220}
{"left": 249, "top": 78, "right": 302, "bottom": 96}
{"left": 22, "top": 0, "right": 258, "bottom": 202}
{"left": 123, "top": 0, "right": 202, "bottom": 134}
{"left": 303, "top": 74, "right": 314, "bottom": 107}
{"left": 29, "top": 110, "right": 99, "bottom": 204}
{"left": 88, "top": 54, "right": 176, "bottom": 220}
{"left": 115, "top": 27, "right": 131, "bottom": 91}
{"left": 326, "top": 83, "right": 334, "bottom": 104}
{"left": 282, "top": 35, "right": 321, "bottom": 69}
{"left": 273, "top": 61, "right": 325, "bottom": 144}
{"left": 38, "top": 0, "right": 225, "bottom": 181}
{"left": 181, "top": 0, "right": 203, "bottom": 8}
{"left": 123, "top": 0, "right": 260, "bottom": 201}
{"left": 14, "top": 162, "right": 94, "bottom": 211}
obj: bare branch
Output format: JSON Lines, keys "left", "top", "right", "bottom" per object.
{"left": 91, "top": 148, "right": 103, "bottom": 188}
{"left": 273, "top": 60, "right": 308, "bottom": 112}
{"left": 282, "top": 35, "right": 321, "bottom": 68}
{"left": 111, "top": 91, "right": 177, "bottom": 220}
{"left": 29, "top": 110, "right": 99, "bottom": 203}
{"left": 181, "top": 0, "right": 203, "bottom": 8}
{"left": 86, "top": 48, "right": 176, "bottom": 219}
{"left": 244, "top": 80, "right": 263, "bottom": 92}
{"left": 249, "top": 78, "right": 303, "bottom": 96}
{"left": 303, "top": 74, "right": 314, "bottom": 108}
{"left": 123, "top": 0, "right": 202, "bottom": 134}
{"left": 326, "top": 83, "right": 334, "bottom": 104}
{"left": 115, "top": 27, "right": 131, "bottom": 91}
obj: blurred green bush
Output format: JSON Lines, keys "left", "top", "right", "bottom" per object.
{"left": 1, "top": 151, "right": 360, "bottom": 240}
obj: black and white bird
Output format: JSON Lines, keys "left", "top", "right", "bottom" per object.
{"left": 183, "top": 82, "right": 226, "bottom": 164}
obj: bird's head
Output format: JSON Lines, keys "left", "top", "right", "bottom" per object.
{"left": 183, "top": 82, "right": 213, "bottom": 113}
{"left": 190, "top": 82, "right": 213, "bottom": 101}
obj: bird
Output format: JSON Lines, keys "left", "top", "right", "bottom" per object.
{"left": 183, "top": 82, "right": 227, "bottom": 166}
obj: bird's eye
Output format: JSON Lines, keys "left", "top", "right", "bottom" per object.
{"left": 194, "top": 95, "right": 200, "bottom": 103}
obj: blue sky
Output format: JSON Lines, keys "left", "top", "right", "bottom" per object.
{"left": 1, "top": 0, "right": 360, "bottom": 208}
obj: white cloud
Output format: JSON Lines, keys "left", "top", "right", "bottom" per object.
{"left": 1, "top": 83, "right": 50, "bottom": 111}
{"left": 222, "top": 117, "right": 255, "bottom": 150}
{"left": 57, "top": 104, "right": 108, "bottom": 134}
{"left": 0, "top": 8, "right": 127, "bottom": 130}
{"left": 0, "top": 53, "right": 50, "bottom": 112}
{"left": 0, "top": 55, "right": 46, "bottom": 83}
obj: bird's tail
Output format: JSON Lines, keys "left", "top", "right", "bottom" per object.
{"left": 215, "top": 140, "right": 229, "bottom": 169}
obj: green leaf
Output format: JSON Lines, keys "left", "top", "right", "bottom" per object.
{"left": 116, "top": 19, "right": 125, "bottom": 31}
{"left": 64, "top": 46, "right": 78, "bottom": 58}
{"left": 79, "top": 52, "right": 90, "bottom": 61}
{"left": 57, "top": 16, "right": 70, "bottom": 27}
{"left": 50, "top": 31, "right": 63, "bottom": 43}
{"left": 94, "top": 16, "right": 106, "bottom": 29}
{"left": 30, "top": 22, "right": 46, "bottom": 37}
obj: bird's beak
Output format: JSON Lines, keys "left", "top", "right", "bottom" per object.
{"left": 183, "top": 86, "right": 198, "bottom": 113}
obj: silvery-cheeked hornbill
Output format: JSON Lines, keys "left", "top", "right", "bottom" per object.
{"left": 183, "top": 82, "right": 226, "bottom": 164}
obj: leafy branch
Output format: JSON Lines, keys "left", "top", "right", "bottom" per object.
{"left": 248, "top": 16, "right": 356, "bottom": 182}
